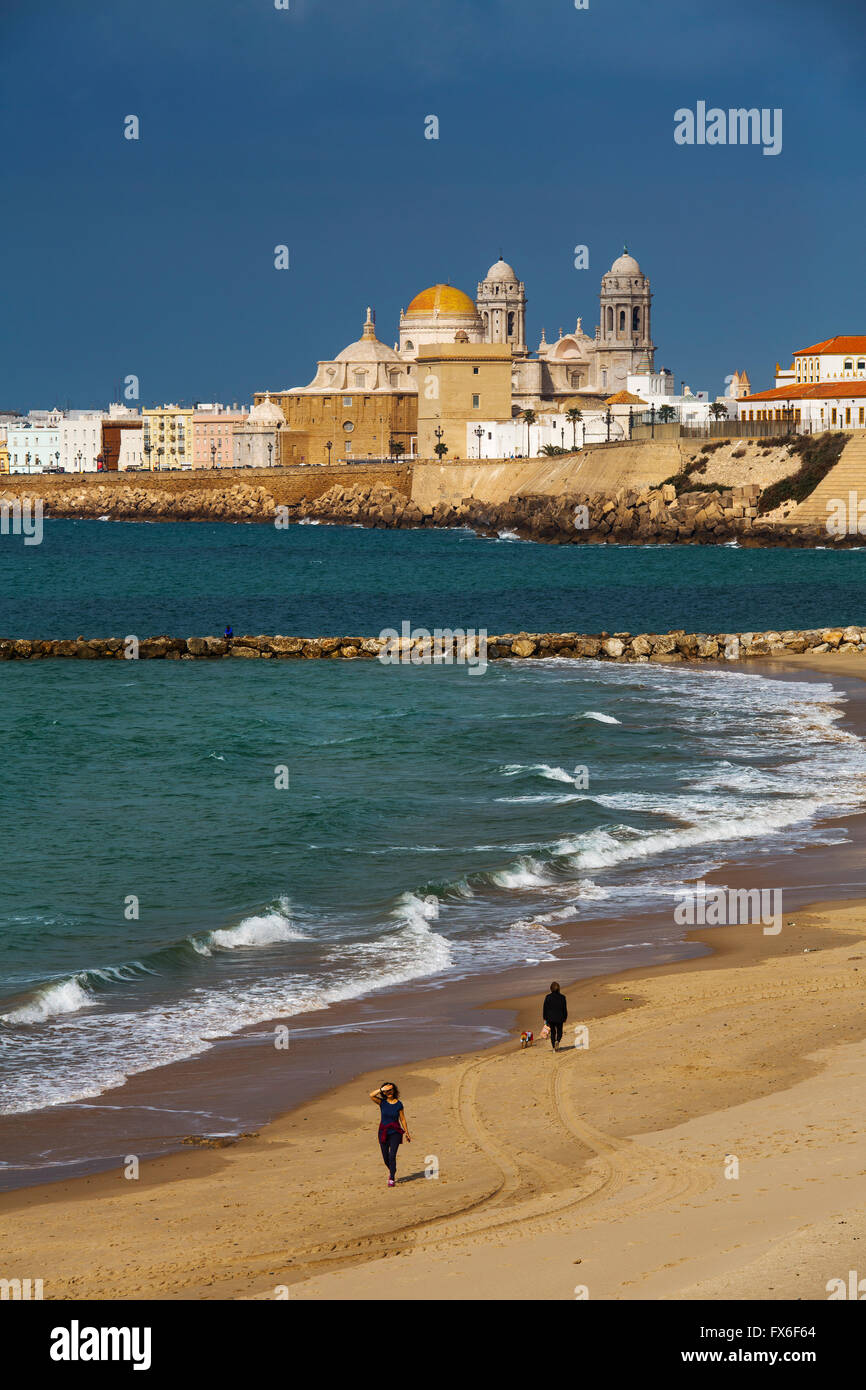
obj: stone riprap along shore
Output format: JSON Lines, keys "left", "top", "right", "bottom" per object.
{"left": 2, "top": 475, "right": 861, "bottom": 546}
{"left": 2, "top": 626, "right": 864, "bottom": 663}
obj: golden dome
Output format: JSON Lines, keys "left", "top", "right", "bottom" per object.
{"left": 405, "top": 283, "right": 478, "bottom": 317}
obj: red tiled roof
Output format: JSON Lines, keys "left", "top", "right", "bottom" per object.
{"left": 741, "top": 382, "right": 866, "bottom": 402}
{"left": 793, "top": 336, "right": 866, "bottom": 356}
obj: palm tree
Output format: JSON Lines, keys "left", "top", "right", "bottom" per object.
{"left": 433, "top": 442, "right": 449, "bottom": 460}
{"left": 709, "top": 402, "right": 728, "bottom": 421}
{"left": 565, "top": 407, "right": 583, "bottom": 450}
{"left": 521, "top": 409, "right": 537, "bottom": 457}
{"left": 540, "top": 444, "right": 568, "bottom": 456}
{"left": 658, "top": 405, "right": 676, "bottom": 424}
{"left": 390, "top": 440, "right": 406, "bottom": 460}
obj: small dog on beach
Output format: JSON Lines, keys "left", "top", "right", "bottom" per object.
{"left": 520, "top": 1030, "right": 534, "bottom": 1049}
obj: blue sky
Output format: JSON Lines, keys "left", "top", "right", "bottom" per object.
{"left": 1, "top": 0, "right": 863, "bottom": 409}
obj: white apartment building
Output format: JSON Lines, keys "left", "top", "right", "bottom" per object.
{"left": 7, "top": 422, "right": 61, "bottom": 472}
{"left": 789, "top": 336, "right": 866, "bottom": 385}
{"left": 60, "top": 411, "right": 104, "bottom": 472}
{"left": 740, "top": 334, "right": 866, "bottom": 431}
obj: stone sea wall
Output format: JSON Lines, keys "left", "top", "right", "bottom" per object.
{"left": 300, "top": 480, "right": 844, "bottom": 547}
{"left": 2, "top": 625, "right": 864, "bottom": 662}
{"left": 0, "top": 474, "right": 853, "bottom": 545}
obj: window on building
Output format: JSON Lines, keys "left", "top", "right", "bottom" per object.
{"left": 473, "top": 367, "right": 479, "bottom": 375}
{"left": 472, "top": 395, "right": 480, "bottom": 408}
{"left": 844, "top": 360, "right": 853, "bottom": 372}
{"left": 632, "top": 308, "right": 640, "bottom": 332}
{"left": 858, "top": 362, "right": 865, "bottom": 372}
{"left": 619, "top": 310, "right": 626, "bottom": 332}
{"left": 860, "top": 408, "right": 865, "bottom": 425}
{"left": 343, "top": 397, "right": 352, "bottom": 407}
{"left": 846, "top": 407, "right": 852, "bottom": 424}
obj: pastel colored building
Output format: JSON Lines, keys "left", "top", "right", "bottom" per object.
{"left": 142, "top": 405, "right": 193, "bottom": 469}
{"left": 193, "top": 408, "right": 246, "bottom": 468}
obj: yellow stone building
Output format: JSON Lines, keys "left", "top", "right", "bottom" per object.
{"left": 258, "top": 309, "right": 417, "bottom": 465}
{"left": 416, "top": 343, "right": 513, "bottom": 461}
{"left": 0, "top": 439, "right": 9, "bottom": 473}
{"left": 142, "top": 405, "right": 194, "bottom": 470}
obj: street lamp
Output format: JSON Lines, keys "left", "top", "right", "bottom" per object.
{"left": 650, "top": 403, "right": 656, "bottom": 439}
{"left": 434, "top": 425, "right": 445, "bottom": 456}
{"left": 628, "top": 407, "right": 634, "bottom": 439}
{"left": 325, "top": 440, "right": 333, "bottom": 465}
{"left": 211, "top": 442, "right": 216, "bottom": 469}
{"left": 474, "top": 425, "right": 484, "bottom": 459}
{"left": 605, "top": 407, "right": 612, "bottom": 442}
{"left": 76, "top": 449, "right": 82, "bottom": 472}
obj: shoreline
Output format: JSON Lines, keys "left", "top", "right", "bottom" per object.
{"left": 2, "top": 653, "right": 866, "bottom": 1199}
{"left": 3, "top": 889, "right": 864, "bottom": 1300}
{"left": 1, "top": 655, "right": 866, "bottom": 1299}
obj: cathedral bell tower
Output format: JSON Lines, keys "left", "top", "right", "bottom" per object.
{"left": 594, "top": 247, "right": 654, "bottom": 393}
{"left": 476, "top": 256, "right": 527, "bottom": 356}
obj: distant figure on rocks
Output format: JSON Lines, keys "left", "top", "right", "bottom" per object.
{"left": 370, "top": 1080, "right": 411, "bottom": 1187}
{"left": 224, "top": 625, "right": 233, "bottom": 640}
{"left": 543, "top": 981, "right": 568, "bottom": 1052}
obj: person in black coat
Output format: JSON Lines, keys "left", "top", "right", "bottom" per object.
{"left": 542, "top": 981, "right": 568, "bottom": 1052}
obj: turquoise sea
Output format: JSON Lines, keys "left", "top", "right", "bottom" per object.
{"left": 3, "top": 517, "right": 866, "bottom": 639}
{"left": 2, "top": 519, "right": 866, "bottom": 1182}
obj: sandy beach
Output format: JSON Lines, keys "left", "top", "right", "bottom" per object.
{"left": 2, "top": 651, "right": 865, "bottom": 1302}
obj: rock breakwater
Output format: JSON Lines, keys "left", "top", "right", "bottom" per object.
{"left": 3, "top": 626, "right": 864, "bottom": 663}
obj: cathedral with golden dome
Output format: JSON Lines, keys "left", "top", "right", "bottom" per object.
{"left": 256, "top": 249, "right": 656, "bottom": 462}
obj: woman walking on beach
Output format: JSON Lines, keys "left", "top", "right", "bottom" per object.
{"left": 370, "top": 1080, "right": 411, "bottom": 1187}
{"left": 543, "top": 982, "right": 568, "bottom": 1052}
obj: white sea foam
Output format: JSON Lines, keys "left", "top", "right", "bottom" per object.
{"left": 3, "top": 975, "right": 94, "bottom": 1025}
{"left": 580, "top": 710, "right": 621, "bottom": 724}
{"left": 208, "top": 898, "right": 306, "bottom": 951}
{"left": 500, "top": 762, "right": 587, "bottom": 787}
{"left": 490, "top": 856, "right": 553, "bottom": 889}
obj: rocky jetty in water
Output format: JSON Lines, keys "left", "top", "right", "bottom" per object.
{"left": 2, "top": 626, "right": 864, "bottom": 662}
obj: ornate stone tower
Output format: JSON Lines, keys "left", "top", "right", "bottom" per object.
{"left": 476, "top": 257, "right": 527, "bottom": 356}
{"left": 593, "top": 247, "right": 655, "bottom": 393}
